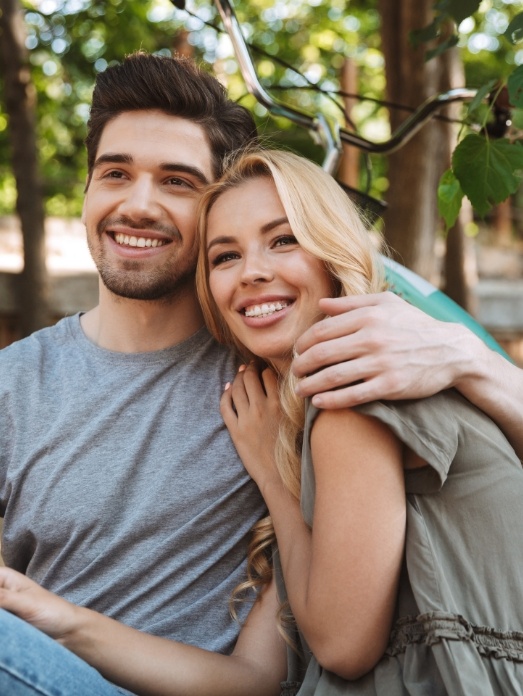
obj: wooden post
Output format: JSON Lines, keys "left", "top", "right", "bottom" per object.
{"left": 337, "top": 58, "right": 359, "bottom": 189}
{"left": 493, "top": 198, "right": 513, "bottom": 246}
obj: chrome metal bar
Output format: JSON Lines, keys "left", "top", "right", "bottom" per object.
{"left": 339, "top": 88, "right": 477, "bottom": 154}
{"left": 214, "top": 0, "right": 314, "bottom": 130}
{"left": 213, "top": 0, "right": 343, "bottom": 171}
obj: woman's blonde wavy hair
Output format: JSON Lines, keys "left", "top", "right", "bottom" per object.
{"left": 195, "top": 148, "right": 386, "bottom": 622}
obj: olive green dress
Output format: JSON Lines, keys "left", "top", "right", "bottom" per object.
{"left": 279, "top": 389, "right": 523, "bottom": 696}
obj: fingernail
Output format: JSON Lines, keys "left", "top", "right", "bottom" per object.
{"left": 238, "top": 364, "right": 246, "bottom": 373}
{"left": 224, "top": 382, "right": 230, "bottom": 391}
{"left": 312, "top": 395, "right": 323, "bottom": 407}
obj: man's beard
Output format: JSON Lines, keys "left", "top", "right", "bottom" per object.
{"left": 97, "top": 258, "right": 196, "bottom": 302}
{"left": 88, "top": 216, "right": 197, "bottom": 302}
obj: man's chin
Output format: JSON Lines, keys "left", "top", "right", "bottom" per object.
{"left": 99, "top": 271, "right": 196, "bottom": 303}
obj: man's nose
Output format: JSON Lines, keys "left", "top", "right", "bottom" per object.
{"left": 117, "top": 176, "right": 161, "bottom": 220}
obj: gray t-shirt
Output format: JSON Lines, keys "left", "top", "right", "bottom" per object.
{"left": 0, "top": 315, "right": 266, "bottom": 654}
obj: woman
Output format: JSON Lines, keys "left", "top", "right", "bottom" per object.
{"left": 195, "top": 148, "right": 523, "bottom": 695}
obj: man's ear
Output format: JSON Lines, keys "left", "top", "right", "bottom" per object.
{"left": 81, "top": 176, "right": 89, "bottom": 224}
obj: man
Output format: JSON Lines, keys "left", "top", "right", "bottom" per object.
{"left": 0, "top": 52, "right": 267, "bottom": 693}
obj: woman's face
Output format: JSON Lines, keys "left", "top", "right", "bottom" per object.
{"left": 206, "top": 176, "right": 333, "bottom": 369}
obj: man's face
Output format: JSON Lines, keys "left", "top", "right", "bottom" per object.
{"left": 82, "top": 110, "right": 214, "bottom": 302}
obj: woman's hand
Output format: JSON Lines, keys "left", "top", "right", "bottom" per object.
{"left": 0, "top": 567, "right": 81, "bottom": 644}
{"left": 220, "top": 364, "right": 281, "bottom": 490}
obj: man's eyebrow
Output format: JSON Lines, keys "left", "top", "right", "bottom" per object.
{"left": 93, "top": 154, "right": 210, "bottom": 186}
{"left": 207, "top": 217, "right": 290, "bottom": 252}
{"left": 159, "top": 163, "right": 210, "bottom": 186}
{"left": 93, "top": 153, "right": 133, "bottom": 169}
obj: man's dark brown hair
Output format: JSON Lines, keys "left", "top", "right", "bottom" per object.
{"left": 85, "top": 51, "right": 257, "bottom": 182}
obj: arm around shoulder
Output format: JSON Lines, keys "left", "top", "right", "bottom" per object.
{"left": 451, "top": 328, "right": 523, "bottom": 460}
{"left": 291, "top": 293, "right": 523, "bottom": 459}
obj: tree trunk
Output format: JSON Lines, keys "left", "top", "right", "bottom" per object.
{"left": 0, "top": 0, "right": 51, "bottom": 337}
{"left": 338, "top": 58, "right": 360, "bottom": 190}
{"left": 378, "top": 0, "right": 469, "bottom": 302}
{"left": 440, "top": 48, "right": 474, "bottom": 310}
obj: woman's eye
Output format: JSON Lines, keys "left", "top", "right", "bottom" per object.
{"left": 211, "top": 251, "right": 240, "bottom": 267}
{"left": 273, "top": 235, "right": 298, "bottom": 248}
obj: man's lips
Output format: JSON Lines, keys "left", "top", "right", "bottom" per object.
{"left": 113, "top": 232, "right": 168, "bottom": 248}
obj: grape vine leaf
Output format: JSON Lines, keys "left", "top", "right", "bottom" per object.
{"left": 504, "top": 13, "right": 523, "bottom": 44}
{"left": 438, "top": 169, "right": 464, "bottom": 229}
{"left": 452, "top": 134, "right": 523, "bottom": 217}
{"left": 508, "top": 65, "right": 523, "bottom": 108}
{"left": 433, "top": 0, "right": 482, "bottom": 25}
{"left": 466, "top": 79, "right": 497, "bottom": 118}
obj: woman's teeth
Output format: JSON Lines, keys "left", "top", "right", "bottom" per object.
{"left": 244, "top": 301, "right": 289, "bottom": 318}
{"left": 114, "top": 234, "right": 167, "bottom": 248}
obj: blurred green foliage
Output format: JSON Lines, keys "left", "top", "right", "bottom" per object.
{"left": 0, "top": 0, "right": 522, "bottom": 218}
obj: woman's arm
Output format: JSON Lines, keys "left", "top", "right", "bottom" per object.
{"left": 292, "top": 293, "right": 523, "bottom": 459}
{"left": 0, "top": 568, "right": 286, "bottom": 696}
{"left": 222, "top": 366, "right": 406, "bottom": 680}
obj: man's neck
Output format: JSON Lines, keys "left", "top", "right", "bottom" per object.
{"left": 80, "top": 281, "right": 205, "bottom": 353}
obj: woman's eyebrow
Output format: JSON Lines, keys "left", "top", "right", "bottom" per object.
{"left": 207, "top": 235, "right": 236, "bottom": 252}
{"left": 260, "top": 217, "right": 289, "bottom": 233}
{"left": 206, "top": 217, "right": 290, "bottom": 252}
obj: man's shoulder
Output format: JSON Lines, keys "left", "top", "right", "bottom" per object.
{"left": 189, "top": 329, "right": 238, "bottom": 368}
{"left": 0, "top": 315, "right": 77, "bottom": 365}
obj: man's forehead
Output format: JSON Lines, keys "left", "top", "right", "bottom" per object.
{"left": 97, "top": 110, "right": 213, "bottom": 179}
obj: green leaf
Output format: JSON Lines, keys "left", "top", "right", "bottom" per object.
{"left": 438, "top": 168, "right": 464, "bottom": 229}
{"left": 433, "top": 0, "right": 481, "bottom": 24}
{"left": 504, "top": 12, "right": 523, "bottom": 44}
{"left": 410, "top": 20, "right": 439, "bottom": 49}
{"left": 452, "top": 134, "right": 523, "bottom": 217}
{"left": 508, "top": 65, "right": 523, "bottom": 108}
{"left": 466, "top": 79, "right": 497, "bottom": 118}
{"left": 445, "top": 0, "right": 482, "bottom": 24}
{"left": 426, "top": 33, "right": 459, "bottom": 61}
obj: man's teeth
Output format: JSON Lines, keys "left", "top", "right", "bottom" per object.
{"left": 114, "top": 234, "right": 167, "bottom": 248}
{"left": 244, "top": 301, "right": 289, "bottom": 318}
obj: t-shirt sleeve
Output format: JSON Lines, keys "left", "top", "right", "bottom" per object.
{"left": 353, "top": 392, "right": 463, "bottom": 494}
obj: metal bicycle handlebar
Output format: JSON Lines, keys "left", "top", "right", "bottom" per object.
{"left": 212, "top": 0, "right": 477, "bottom": 173}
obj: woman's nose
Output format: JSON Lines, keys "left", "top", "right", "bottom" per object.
{"left": 240, "top": 252, "right": 275, "bottom": 284}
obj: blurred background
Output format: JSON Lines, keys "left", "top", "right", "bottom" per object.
{"left": 0, "top": 0, "right": 523, "bottom": 360}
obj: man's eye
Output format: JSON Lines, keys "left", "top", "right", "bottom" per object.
{"left": 166, "top": 177, "right": 193, "bottom": 188}
{"left": 211, "top": 251, "right": 240, "bottom": 266}
{"left": 103, "top": 170, "right": 125, "bottom": 179}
